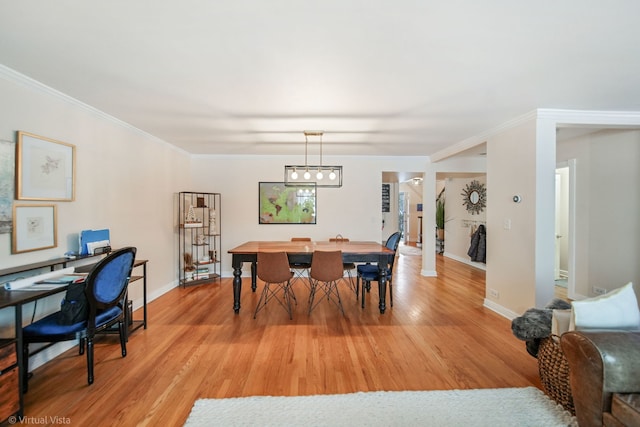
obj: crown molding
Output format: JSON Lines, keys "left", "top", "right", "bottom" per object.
{"left": 0, "top": 64, "right": 187, "bottom": 154}
{"left": 431, "top": 108, "right": 640, "bottom": 162}
{"left": 537, "top": 108, "right": 640, "bottom": 126}
{"left": 431, "top": 110, "right": 538, "bottom": 162}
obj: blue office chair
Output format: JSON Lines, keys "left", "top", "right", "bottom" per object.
{"left": 356, "top": 232, "right": 401, "bottom": 309}
{"left": 22, "top": 247, "right": 136, "bottom": 391}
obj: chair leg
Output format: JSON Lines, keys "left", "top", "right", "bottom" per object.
{"left": 87, "top": 337, "right": 94, "bottom": 385}
{"left": 309, "top": 279, "right": 344, "bottom": 315}
{"left": 389, "top": 279, "right": 393, "bottom": 307}
{"left": 345, "top": 268, "right": 357, "bottom": 298}
{"left": 253, "top": 283, "right": 270, "bottom": 319}
{"left": 254, "top": 282, "right": 293, "bottom": 319}
{"left": 119, "top": 321, "right": 127, "bottom": 357}
{"left": 79, "top": 337, "right": 85, "bottom": 355}
{"left": 361, "top": 280, "right": 370, "bottom": 309}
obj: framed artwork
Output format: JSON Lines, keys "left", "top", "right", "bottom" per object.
{"left": 259, "top": 182, "right": 316, "bottom": 224}
{"left": 12, "top": 204, "right": 57, "bottom": 253}
{"left": 16, "top": 131, "right": 76, "bottom": 201}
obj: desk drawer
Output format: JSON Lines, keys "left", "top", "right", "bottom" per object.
{"left": 0, "top": 340, "right": 19, "bottom": 423}
{"left": 0, "top": 365, "right": 20, "bottom": 422}
{"left": 0, "top": 340, "right": 17, "bottom": 373}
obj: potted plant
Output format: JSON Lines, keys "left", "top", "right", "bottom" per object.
{"left": 436, "top": 198, "right": 445, "bottom": 241}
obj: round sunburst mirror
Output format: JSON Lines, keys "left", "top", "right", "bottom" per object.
{"left": 461, "top": 180, "right": 486, "bottom": 215}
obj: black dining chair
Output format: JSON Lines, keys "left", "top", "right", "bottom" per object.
{"left": 22, "top": 247, "right": 136, "bottom": 390}
{"left": 357, "top": 232, "right": 401, "bottom": 308}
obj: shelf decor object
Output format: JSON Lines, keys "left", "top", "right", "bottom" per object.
{"left": 12, "top": 204, "right": 57, "bottom": 253}
{"left": 178, "top": 192, "right": 221, "bottom": 287}
{"left": 284, "top": 131, "right": 342, "bottom": 188}
{"left": 16, "top": 131, "right": 75, "bottom": 201}
{"left": 259, "top": 182, "right": 316, "bottom": 224}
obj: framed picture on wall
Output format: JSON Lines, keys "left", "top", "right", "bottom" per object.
{"left": 259, "top": 182, "right": 317, "bottom": 224}
{"left": 12, "top": 204, "right": 57, "bottom": 253}
{"left": 16, "top": 131, "right": 76, "bottom": 201}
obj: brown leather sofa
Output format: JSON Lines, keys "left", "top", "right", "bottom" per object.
{"left": 561, "top": 331, "right": 640, "bottom": 426}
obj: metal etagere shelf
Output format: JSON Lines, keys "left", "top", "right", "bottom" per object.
{"left": 178, "top": 192, "right": 221, "bottom": 287}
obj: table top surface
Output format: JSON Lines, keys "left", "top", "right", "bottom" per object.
{"left": 228, "top": 240, "right": 394, "bottom": 255}
{"left": 0, "top": 286, "right": 67, "bottom": 309}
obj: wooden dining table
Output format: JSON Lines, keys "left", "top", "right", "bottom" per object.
{"left": 228, "top": 240, "right": 395, "bottom": 314}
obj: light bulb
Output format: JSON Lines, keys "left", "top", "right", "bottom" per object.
{"left": 316, "top": 170, "right": 323, "bottom": 180}
{"left": 303, "top": 170, "right": 311, "bottom": 180}
{"left": 291, "top": 169, "right": 298, "bottom": 180}
{"left": 329, "top": 170, "right": 336, "bottom": 180}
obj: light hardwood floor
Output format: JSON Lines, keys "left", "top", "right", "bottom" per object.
{"left": 22, "top": 249, "right": 541, "bottom": 426}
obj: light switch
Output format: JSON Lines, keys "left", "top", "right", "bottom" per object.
{"left": 503, "top": 219, "right": 511, "bottom": 230}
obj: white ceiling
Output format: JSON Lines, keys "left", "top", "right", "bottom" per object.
{"left": 1, "top": 1, "right": 639, "bottom": 157}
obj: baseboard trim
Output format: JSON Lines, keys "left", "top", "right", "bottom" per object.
{"left": 483, "top": 298, "right": 519, "bottom": 320}
{"left": 443, "top": 252, "right": 486, "bottom": 271}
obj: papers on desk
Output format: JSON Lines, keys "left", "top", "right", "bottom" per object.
{"left": 3, "top": 267, "right": 76, "bottom": 291}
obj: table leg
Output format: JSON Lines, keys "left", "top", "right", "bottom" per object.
{"left": 16, "top": 305, "right": 24, "bottom": 417}
{"left": 377, "top": 253, "right": 391, "bottom": 314}
{"left": 232, "top": 265, "right": 242, "bottom": 314}
{"left": 251, "top": 261, "right": 257, "bottom": 292}
{"left": 378, "top": 268, "right": 387, "bottom": 314}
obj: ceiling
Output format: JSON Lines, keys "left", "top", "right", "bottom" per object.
{"left": 1, "top": 1, "right": 639, "bottom": 157}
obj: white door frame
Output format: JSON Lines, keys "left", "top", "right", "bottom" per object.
{"left": 556, "top": 159, "right": 577, "bottom": 300}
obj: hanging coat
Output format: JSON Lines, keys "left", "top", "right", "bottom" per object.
{"left": 467, "top": 224, "right": 486, "bottom": 263}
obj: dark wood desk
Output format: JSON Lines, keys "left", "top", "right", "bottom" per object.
{"left": 228, "top": 241, "right": 394, "bottom": 314}
{"left": 0, "top": 286, "right": 67, "bottom": 420}
{"left": 0, "top": 258, "right": 148, "bottom": 420}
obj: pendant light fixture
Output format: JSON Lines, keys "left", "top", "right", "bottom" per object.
{"left": 284, "top": 131, "right": 343, "bottom": 188}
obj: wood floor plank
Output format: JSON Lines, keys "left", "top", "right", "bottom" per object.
{"left": 22, "top": 249, "right": 541, "bottom": 425}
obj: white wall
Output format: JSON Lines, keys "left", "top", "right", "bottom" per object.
{"left": 189, "top": 155, "right": 427, "bottom": 276}
{"left": 0, "top": 68, "right": 191, "bottom": 367}
{"left": 557, "top": 129, "right": 640, "bottom": 298}
{"left": 442, "top": 175, "right": 487, "bottom": 267}
{"left": 485, "top": 118, "right": 541, "bottom": 315}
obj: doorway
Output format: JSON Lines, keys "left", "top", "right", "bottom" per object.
{"left": 555, "top": 160, "right": 576, "bottom": 300}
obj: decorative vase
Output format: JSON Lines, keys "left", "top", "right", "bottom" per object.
{"left": 436, "top": 228, "right": 445, "bottom": 241}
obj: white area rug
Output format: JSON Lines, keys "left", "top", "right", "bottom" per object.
{"left": 398, "top": 244, "right": 422, "bottom": 256}
{"left": 184, "top": 387, "right": 577, "bottom": 427}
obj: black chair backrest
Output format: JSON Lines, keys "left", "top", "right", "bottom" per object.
{"left": 386, "top": 232, "right": 402, "bottom": 273}
{"left": 86, "top": 247, "right": 136, "bottom": 312}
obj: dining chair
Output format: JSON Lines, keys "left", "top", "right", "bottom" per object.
{"left": 289, "top": 237, "right": 312, "bottom": 296}
{"left": 357, "top": 231, "right": 401, "bottom": 308}
{"left": 254, "top": 251, "right": 295, "bottom": 319}
{"left": 308, "top": 250, "right": 345, "bottom": 315}
{"left": 22, "top": 247, "right": 136, "bottom": 390}
{"left": 329, "top": 236, "right": 357, "bottom": 297}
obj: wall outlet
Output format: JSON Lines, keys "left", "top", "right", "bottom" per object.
{"left": 592, "top": 286, "right": 607, "bottom": 296}
{"left": 489, "top": 288, "right": 500, "bottom": 298}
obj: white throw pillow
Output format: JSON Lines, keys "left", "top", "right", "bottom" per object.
{"left": 569, "top": 282, "right": 640, "bottom": 331}
{"left": 552, "top": 309, "right": 572, "bottom": 335}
